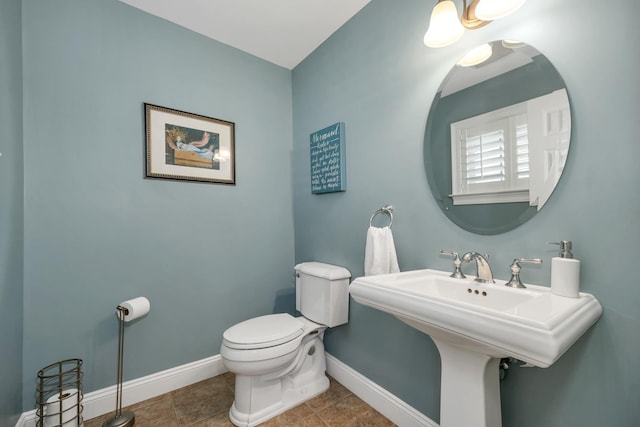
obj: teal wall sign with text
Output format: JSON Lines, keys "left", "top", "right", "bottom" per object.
{"left": 310, "top": 122, "right": 346, "bottom": 194}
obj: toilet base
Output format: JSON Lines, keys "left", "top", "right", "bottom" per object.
{"left": 229, "top": 373, "right": 329, "bottom": 427}
{"left": 228, "top": 336, "right": 329, "bottom": 427}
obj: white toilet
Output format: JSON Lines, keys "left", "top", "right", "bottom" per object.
{"left": 220, "top": 262, "right": 351, "bottom": 427}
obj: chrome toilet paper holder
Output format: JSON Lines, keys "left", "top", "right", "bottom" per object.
{"left": 103, "top": 297, "right": 150, "bottom": 427}
{"left": 102, "top": 305, "right": 135, "bottom": 427}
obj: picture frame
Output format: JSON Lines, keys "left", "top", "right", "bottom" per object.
{"left": 144, "top": 103, "right": 235, "bottom": 184}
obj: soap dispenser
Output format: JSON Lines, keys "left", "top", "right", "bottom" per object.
{"left": 549, "top": 240, "right": 580, "bottom": 297}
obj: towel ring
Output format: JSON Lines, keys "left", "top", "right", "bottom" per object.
{"left": 369, "top": 205, "right": 394, "bottom": 228}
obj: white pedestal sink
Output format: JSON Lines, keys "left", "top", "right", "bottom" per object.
{"left": 350, "top": 269, "right": 602, "bottom": 427}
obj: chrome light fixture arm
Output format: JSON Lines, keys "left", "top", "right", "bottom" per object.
{"left": 461, "top": 0, "right": 492, "bottom": 29}
{"left": 424, "top": 0, "right": 526, "bottom": 48}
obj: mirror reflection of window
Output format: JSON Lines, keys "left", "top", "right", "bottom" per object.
{"left": 449, "top": 89, "right": 569, "bottom": 209}
{"left": 451, "top": 104, "right": 529, "bottom": 205}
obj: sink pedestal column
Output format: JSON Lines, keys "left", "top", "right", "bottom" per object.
{"left": 433, "top": 338, "right": 502, "bottom": 427}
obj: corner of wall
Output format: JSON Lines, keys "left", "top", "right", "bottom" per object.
{"left": 0, "top": 0, "right": 24, "bottom": 423}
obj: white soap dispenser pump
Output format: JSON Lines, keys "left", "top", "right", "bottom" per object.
{"left": 549, "top": 240, "right": 580, "bottom": 297}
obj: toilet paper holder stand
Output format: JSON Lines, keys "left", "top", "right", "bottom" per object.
{"left": 102, "top": 305, "right": 135, "bottom": 427}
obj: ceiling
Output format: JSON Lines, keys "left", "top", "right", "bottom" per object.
{"left": 119, "top": 0, "right": 371, "bottom": 70}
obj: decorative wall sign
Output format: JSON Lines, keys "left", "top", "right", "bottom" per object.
{"left": 310, "top": 122, "right": 346, "bottom": 194}
{"left": 144, "top": 103, "right": 235, "bottom": 184}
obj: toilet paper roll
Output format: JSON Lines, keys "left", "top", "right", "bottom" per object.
{"left": 116, "top": 296, "right": 150, "bottom": 322}
{"left": 44, "top": 388, "right": 83, "bottom": 427}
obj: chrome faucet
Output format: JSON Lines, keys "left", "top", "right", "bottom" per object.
{"left": 440, "top": 250, "right": 466, "bottom": 279}
{"left": 461, "top": 252, "right": 495, "bottom": 283}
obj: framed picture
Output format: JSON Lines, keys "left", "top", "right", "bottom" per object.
{"left": 144, "top": 103, "right": 235, "bottom": 184}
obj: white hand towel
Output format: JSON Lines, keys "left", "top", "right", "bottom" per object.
{"left": 364, "top": 226, "right": 400, "bottom": 276}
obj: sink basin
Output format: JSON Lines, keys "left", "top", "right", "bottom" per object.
{"left": 350, "top": 269, "right": 602, "bottom": 426}
{"left": 350, "top": 268, "right": 601, "bottom": 367}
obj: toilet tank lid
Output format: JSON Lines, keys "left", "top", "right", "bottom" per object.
{"left": 295, "top": 262, "right": 351, "bottom": 280}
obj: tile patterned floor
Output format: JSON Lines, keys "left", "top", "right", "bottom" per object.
{"left": 85, "top": 373, "right": 396, "bottom": 426}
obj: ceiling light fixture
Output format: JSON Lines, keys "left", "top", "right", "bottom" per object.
{"left": 475, "top": 0, "right": 526, "bottom": 20}
{"left": 424, "top": 0, "right": 526, "bottom": 48}
{"left": 423, "top": 0, "right": 465, "bottom": 48}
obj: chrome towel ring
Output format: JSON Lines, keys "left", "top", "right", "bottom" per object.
{"left": 369, "top": 205, "right": 394, "bottom": 228}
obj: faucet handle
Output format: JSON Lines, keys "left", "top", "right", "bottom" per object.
{"left": 515, "top": 258, "right": 543, "bottom": 265}
{"left": 505, "top": 258, "right": 543, "bottom": 288}
{"left": 440, "top": 250, "right": 466, "bottom": 279}
{"left": 440, "top": 250, "right": 459, "bottom": 258}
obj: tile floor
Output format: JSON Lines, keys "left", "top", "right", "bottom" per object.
{"left": 84, "top": 372, "right": 396, "bottom": 426}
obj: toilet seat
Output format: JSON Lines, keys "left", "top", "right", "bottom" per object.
{"left": 223, "top": 313, "right": 304, "bottom": 350}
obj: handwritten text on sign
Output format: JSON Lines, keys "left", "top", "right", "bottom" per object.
{"left": 310, "top": 123, "right": 346, "bottom": 194}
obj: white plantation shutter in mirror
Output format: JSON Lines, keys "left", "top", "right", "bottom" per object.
{"left": 451, "top": 105, "right": 529, "bottom": 205}
{"left": 516, "top": 123, "right": 529, "bottom": 180}
{"left": 464, "top": 129, "right": 505, "bottom": 185}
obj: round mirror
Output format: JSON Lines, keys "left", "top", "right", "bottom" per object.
{"left": 424, "top": 40, "right": 571, "bottom": 234}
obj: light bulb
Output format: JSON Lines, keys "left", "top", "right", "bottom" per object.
{"left": 502, "top": 39, "right": 526, "bottom": 49}
{"left": 475, "top": 0, "right": 526, "bottom": 21}
{"left": 457, "top": 43, "right": 493, "bottom": 67}
{"left": 424, "top": 0, "right": 465, "bottom": 48}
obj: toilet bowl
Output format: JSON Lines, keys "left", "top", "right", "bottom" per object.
{"left": 221, "top": 314, "right": 329, "bottom": 426}
{"left": 220, "top": 262, "right": 350, "bottom": 427}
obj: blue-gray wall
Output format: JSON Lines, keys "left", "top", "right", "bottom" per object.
{"left": 0, "top": 0, "right": 24, "bottom": 425}
{"left": 20, "top": 0, "right": 293, "bottom": 409}
{"left": 5, "top": 0, "right": 640, "bottom": 426}
{"left": 292, "top": 0, "right": 639, "bottom": 426}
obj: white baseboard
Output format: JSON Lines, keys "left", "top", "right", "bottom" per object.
{"left": 16, "top": 353, "right": 436, "bottom": 427}
{"left": 16, "top": 355, "right": 227, "bottom": 427}
{"left": 326, "top": 353, "right": 438, "bottom": 427}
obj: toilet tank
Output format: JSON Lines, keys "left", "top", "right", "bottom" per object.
{"left": 295, "top": 262, "right": 351, "bottom": 328}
